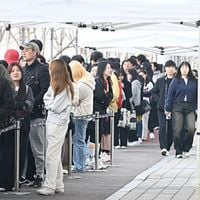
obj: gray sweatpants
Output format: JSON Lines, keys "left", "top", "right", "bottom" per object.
{"left": 29, "top": 118, "right": 46, "bottom": 178}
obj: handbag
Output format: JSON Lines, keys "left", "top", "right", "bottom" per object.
{"left": 128, "top": 110, "right": 136, "bottom": 130}
{"left": 117, "top": 108, "right": 127, "bottom": 128}
{"left": 142, "top": 99, "right": 151, "bottom": 114}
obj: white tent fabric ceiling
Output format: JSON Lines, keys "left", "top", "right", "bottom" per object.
{"left": 0, "top": 0, "right": 200, "bottom": 56}
{"left": 1, "top": 0, "right": 200, "bottom": 22}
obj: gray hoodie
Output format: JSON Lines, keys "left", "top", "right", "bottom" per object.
{"left": 130, "top": 79, "right": 141, "bottom": 107}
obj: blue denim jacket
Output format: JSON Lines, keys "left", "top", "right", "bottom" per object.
{"left": 165, "top": 78, "right": 197, "bottom": 112}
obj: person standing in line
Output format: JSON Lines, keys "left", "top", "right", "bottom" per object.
{"left": 0, "top": 74, "right": 15, "bottom": 191}
{"left": 69, "top": 60, "right": 95, "bottom": 172}
{"left": 20, "top": 41, "right": 50, "bottom": 187}
{"left": 138, "top": 69, "right": 154, "bottom": 141}
{"left": 7, "top": 63, "right": 34, "bottom": 184}
{"left": 152, "top": 60, "right": 177, "bottom": 156}
{"left": 165, "top": 61, "right": 197, "bottom": 158}
{"left": 94, "top": 59, "right": 113, "bottom": 159}
{"left": 37, "top": 59, "right": 74, "bottom": 195}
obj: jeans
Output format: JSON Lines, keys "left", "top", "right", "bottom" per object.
{"left": 172, "top": 102, "right": 195, "bottom": 155}
{"left": 73, "top": 119, "right": 88, "bottom": 172}
{"left": 158, "top": 110, "right": 173, "bottom": 151}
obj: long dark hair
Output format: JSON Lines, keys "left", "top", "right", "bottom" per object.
{"left": 176, "top": 61, "right": 195, "bottom": 79}
{"left": 7, "top": 62, "right": 26, "bottom": 102}
{"left": 96, "top": 58, "right": 112, "bottom": 90}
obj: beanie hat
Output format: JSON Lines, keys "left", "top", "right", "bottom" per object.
{"left": 90, "top": 51, "right": 103, "bottom": 62}
{"left": 4, "top": 49, "right": 19, "bottom": 65}
{"left": 29, "top": 39, "right": 43, "bottom": 52}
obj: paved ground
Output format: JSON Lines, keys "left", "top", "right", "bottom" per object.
{"left": 1, "top": 136, "right": 199, "bottom": 200}
{"left": 0, "top": 140, "right": 162, "bottom": 200}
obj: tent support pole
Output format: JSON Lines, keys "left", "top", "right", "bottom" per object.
{"left": 75, "top": 28, "right": 78, "bottom": 54}
{"left": 196, "top": 22, "right": 200, "bottom": 200}
{"left": 50, "top": 28, "right": 54, "bottom": 60}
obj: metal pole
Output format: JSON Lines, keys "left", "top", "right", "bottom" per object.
{"left": 196, "top": 23, "right": 200, "bottom": 200}
{"left": 68, "top": 129, "right": 72, "bottom": 176}
{"left": 75, "top": 28, "right": 78, "bottom": 54}
{"left": 50, "top": 28, "right": 54, "bottom": 60}
{"left": 14, "top": 120, "right": 20, "bottom": 192}
{"left": 5, "top": 120, "right": 31, "bottom": 195}
{"left": 110, "top": 111, "right": 115, "bottom": 165}
{"left": 95, "top": 112, "right": 100, "bottom": 170}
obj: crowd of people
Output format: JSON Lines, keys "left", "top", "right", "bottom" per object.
{"left": 0, "top": 39, "right": 198, "bottom": 195}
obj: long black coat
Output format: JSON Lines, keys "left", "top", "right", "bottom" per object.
{"left": 0, "top": 76, "right": 15, "bottom": 191}
{"left": 93, "top": 77, "right": 113, "bottom": 136}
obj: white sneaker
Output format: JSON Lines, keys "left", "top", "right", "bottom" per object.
{"left": 176, "top": 154, "right": 183, "bottom": 159}
{"left": 62, "top": 169, "right": 68, "bottom": 175}
{"left": 100, "top": 152, "right": 110, "bottom": 162}
{"left": 114, "top": 145, "right": 120, "bottom": 149}
{"left": 37, "top": 187, "right": 55, "bottom": 196}
{"left": 121, "top": 146, "right": 127, "bottom": 149}
{"left": 161, "top": 148, "right": 169, "bottom": 156}
{"left": 98, "top": 160, "right": 108, "bottom": 170}
{"left": 138, "top": 138, "right": 143, "bottom": 144}
{"left": 128, "top": 141, "right": 140, "bottom": 146}
{"left": 149, "top": 132, "right": 155, "bottom": 140}
{"left": 55, "top": 188, "right": 64, "bottom": 194}
{"left": 183, "top": 152, "right": 190, "bottom": 157}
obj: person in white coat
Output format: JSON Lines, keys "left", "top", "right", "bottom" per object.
{"left": 37, "top": 59, "right": 74, "bottom": 196}
{"left": 69, "top": 60, "right": 95, "bottom": 172}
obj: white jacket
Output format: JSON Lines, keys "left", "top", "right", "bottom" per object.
{"left": 74, "top": 72, "right": 95, "bottom": 117}
{"left": 43, "top": 86, "right": 72, "bottom": 125}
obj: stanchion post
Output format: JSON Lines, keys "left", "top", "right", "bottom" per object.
{"left": 110, "top": 110, "right": 115, "bottom": 165}
{"left": 68, "top": 129, "right": 72, "bottom": 176}
{"left": 14, "top": 120, "right": 21, "bottom": 192}
{"left": 95, "top": 112, "right": 100, "bottom": 170}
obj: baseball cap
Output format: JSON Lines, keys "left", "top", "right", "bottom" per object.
{"left": 19, "top": 42, "right": 40, "bottom": 54}
{"left": 4, "top": 49, "right": 19, "bottom": 65}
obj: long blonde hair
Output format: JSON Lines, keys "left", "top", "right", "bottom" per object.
{"left": 69, "top": 60, "right": 86, "bottom": 81}
{"left": 49, "top": 59, "right": 74, "bottom": 99}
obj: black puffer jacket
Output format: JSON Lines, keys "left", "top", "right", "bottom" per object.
{"left": 0, "top": 76, "right": 15, "bottom": 128}
{"left": 23, "top": 60, "right": 50, "bottom": 119}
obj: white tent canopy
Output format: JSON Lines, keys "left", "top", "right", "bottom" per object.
{"left": 1, "top": 0, "right": 200, "bottom": 22}
{"left": 0, "top": 0, "right": 199, "bottom": 57}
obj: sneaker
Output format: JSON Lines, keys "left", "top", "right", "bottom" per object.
{"left": 55, "top": 188, "right": 64, "bottom": 194}
{"left": 121, "top": 146, "right": 127, "bottom": 149}
{"left": 161, "top": 148, "right": 169, "bottom": 156}
{"left": 149, "top": 132, "right": 155, "bottom": 140}
{"left": 128, "top": 141, "right": 140, "bottom": 146}
{"left": 98, "top": 160, "right": 108, "bottom": 170}
{"left": 33, "top": 176, "right": 43, "bottom": 188}
{"left": 183, "top": 151, "right": 190, "bottom": 157}
{"left": 37, "top": 187, "right": 55, "bottom": 196}
{"left": 63, "top": 169, "right": 68, "bottom": 175}
{"left": 176, "top": 154, "right": 183, "bottom": 159}
{"left": 100, "top": 152, "right": 110, "bottom": 162}
{"left": 19, "top": 177, "right": 29, "bottom": 185}
{"left": 114, "top": 145, "right": 120, "bottom": 149}
{"left": 138, "top": 138, "right": 143, "bottom": 144}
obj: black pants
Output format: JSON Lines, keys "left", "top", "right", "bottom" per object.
{"left": 114, "top": 110, "right": 120, "bottom": 146}
{"left": 0, "top": 130, "right": 15, "bottom": 190}
{"left": 158, "top": 109, "right": 173, "bottom": 151}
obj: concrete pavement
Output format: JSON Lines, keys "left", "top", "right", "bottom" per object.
{"left": 107, "top": 138, "right": 199, "bottom": 200}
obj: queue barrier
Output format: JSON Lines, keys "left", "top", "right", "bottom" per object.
{"left": 0, "top": 110, "right": 115, "bottom": 192}
{"left": 67, "top": 111, "right": 115, "bottom": 175}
